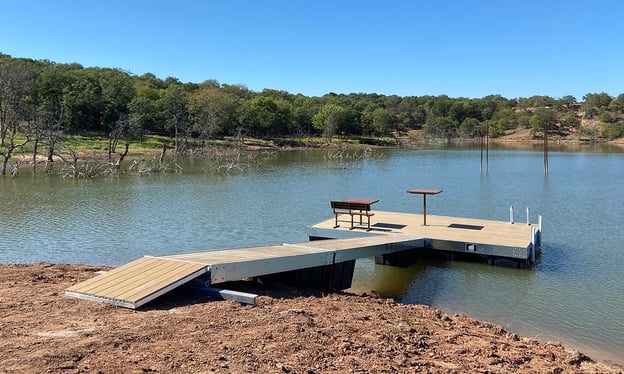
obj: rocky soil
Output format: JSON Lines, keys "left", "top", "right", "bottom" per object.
{"left": 0, "top": 263, "right": 621, "bottom": 373}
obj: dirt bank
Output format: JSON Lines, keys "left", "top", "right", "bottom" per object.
{"left": 0, "top": 263, "right": 621, "bottom": 373}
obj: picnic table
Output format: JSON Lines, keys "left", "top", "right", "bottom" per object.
{"left": 330, "top": 198, "right": 379, "bottom": 231}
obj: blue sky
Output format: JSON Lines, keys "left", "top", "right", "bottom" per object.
{"left": 2, "top": 1, "right": 622, "bottom": 100}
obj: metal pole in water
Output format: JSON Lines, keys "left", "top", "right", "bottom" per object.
{"left": 480, "top": 134, "right": 483, "bottom": 175}
{"left": 544, "top": 127, "right": 549, "bottom": 176}
{"left": 486, "top": 122, "right": 489, "bottom": 175}
{"left": 526, "top": 207, "right": 530, "bottom": 225}
{"left": 509, "top": 206, "right": 514, "bottom": 224}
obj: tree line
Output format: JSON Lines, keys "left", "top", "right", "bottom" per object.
{"left": 1, "top": 53, "right": 624, "bottom": 175}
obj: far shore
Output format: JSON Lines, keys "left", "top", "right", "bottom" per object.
{"left": 6, "top": 132, "right": 624, "bottom": 174}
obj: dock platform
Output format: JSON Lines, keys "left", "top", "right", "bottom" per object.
{"left": 309, "top": 210, "right": 541, "bottom": 264}
{"left": 66, "top": 210, "right": 541, "bottom": 309}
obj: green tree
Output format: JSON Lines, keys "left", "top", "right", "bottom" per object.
{"left": 162, "top": 84, "right": 190, "bottom": 151}
{"left": 430, "top": 95, "right": 453, "bottom": 117}
{"left": 188, "top": 87, "right": 238, "bottom": 141}
{"left": 529, "top": 107, "right": 557, "bottom": 137}
{"left": 362, "top": 107, "right": 393, "bottom": 136}
{"left": 290, "top": 95, "right": 316, "bottom": 140}
{"left": 128, "top": 96, "right": 161, "bottom": 139}
{"left": 607, "top": 93, "right": 624, "bottom": 114}
{"left": 583, "top": 92, "right": 613, "bottom": 108}
{"left": 423, "top": 116, "right": 457, "bottom": 140}
{"left": 312, "top": 103, "right": 345, "bottom": 142}
{"left": 243, "top": 95, "right": 290, "bottom": 136}
{"left": 459, "top": 117, "right": 481, "bottom": 138}
{"left": 518, "top": 95, "right": 556, "bottom": 109}
{"left": 582, "top": 92, "right": 613, "bottom": 119}
{"left": 36, "top": 63, "right": 79, "bottom": 163}
{"left": 602, "top": 121, "right": 624, "bottom": 140}
{"left": 561, "top": 111, "right": 579, "bottom": 129}
{"left": 62, "top": 68, "right": 103, "bottom": 132}
{"left": 448, "top": 101, "right": 469, "bottom": 124}
{"left": 478, "top": 95, "right": 512, "bottom": 121}
{"left": 98, "top": 68, "right": 134, "bottom": 131}
{"left": 558, "top": 95, "right": 577, "bottom": 109}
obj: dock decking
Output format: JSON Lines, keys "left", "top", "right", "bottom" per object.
{"left": 67, "top": 210, "right": 541, "bottom": 309}
{"left": 66, "top": 236, "right": 422, "bottom": 309}
{"left": 309, "top": 210, "right": 541, "bottom": 261}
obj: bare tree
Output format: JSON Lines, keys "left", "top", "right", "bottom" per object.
{"left": 108, "top": 115, "right": 138, "bottom": 170}
{"left": 24, "top": 102, "right": 66, "bottom": 174}
{"left": 162, "top": 84, "right": 190, "bottom": 153}
{"left": 0, "top": 130, "right": 29, "bottom": 175}
{"left": 0, "top": 59, "right": 33, "bottom": 174}
{"left": 108, "top": 115, "right": 129, "bottom": 161}
{"left": 115, "top": 142, "right": 130, "bottom": 170}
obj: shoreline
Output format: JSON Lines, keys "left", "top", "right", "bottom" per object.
{"left": 7, "top": 134, "right": 624, "bottom": 169}
{"left": 1, "top": 262, "right": 621, "bottom": 373}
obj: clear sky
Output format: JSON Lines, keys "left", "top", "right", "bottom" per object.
{"left": 1, "top": 0, "right": 622, "bottom": 100}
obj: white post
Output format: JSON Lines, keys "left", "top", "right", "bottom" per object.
{"left": 509, "top": 206, "right": 514, "bottom": 224}
{"left": 538, "top": 215, "right": 542, "bottom": 232}
{"left": 526, "top": 207, "right": 530, "bottom": 225}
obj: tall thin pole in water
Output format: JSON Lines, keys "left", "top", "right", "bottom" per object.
{"left": 486, "top": 122, "right": 489, "bottom": 175}
{"left": 544, "top": 126, "right": 549, "bottom": 176}
{"left": 480, "top": 132, "right": 483, "bottom": 175}
{"left": 479, "top": 123, "right": 490, "bottom": 175}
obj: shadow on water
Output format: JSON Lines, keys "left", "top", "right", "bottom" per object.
{"left": 398, "top": 256, "right": 540, "bottom": 307}
{"left": 349, "top": 250, "right": 539, "bottom": 303}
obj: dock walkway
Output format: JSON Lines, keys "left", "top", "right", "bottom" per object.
{"left": 67, "top": 210, "right": 541, "bottom": 309}
{"left": 66, "top": 236, "right": 421, "bottom": 309}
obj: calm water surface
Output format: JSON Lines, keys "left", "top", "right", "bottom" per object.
{"left": 1, "top": 145, "right": 623, "bottom": 364}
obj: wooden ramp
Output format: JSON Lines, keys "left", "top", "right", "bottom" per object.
{"left": 65, "top": 256, "right": 208, "bottom": 309}
{"left": 66, "top": 236, "right": 422, "bottom": 309}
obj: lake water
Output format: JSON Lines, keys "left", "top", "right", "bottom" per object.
{"left": 1, "top": 145, "right": 623, "bottom": 364}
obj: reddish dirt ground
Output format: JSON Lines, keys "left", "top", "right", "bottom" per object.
{"left": 0, "top": 263, "right": 621, "bottom": 373}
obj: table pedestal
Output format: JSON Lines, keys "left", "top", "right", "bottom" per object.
{"left": 406, "top": 189, "right": 443, "bottom": 226}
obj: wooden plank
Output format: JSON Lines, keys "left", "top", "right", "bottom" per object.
{"left": 113, "top": 261, "right": 207, "bottom": 301}
{"left": 66, "top": 257, "right": 156, "bottom": 293}
{"left": 72, "top": 257, "right": 192, "bottom": 297}
{"left": 66, "top": 258, "right": 200, "bottom": 298}
{"left": 163, "top": 244, "right": 334, "bottom": 265}
{"left": 66, "top": 257, "right": 207, "bottom": 308}
{"left": 310, "top": 210, "right": 535, "bottom": 249}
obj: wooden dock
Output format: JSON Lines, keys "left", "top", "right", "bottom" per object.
{"left": 66, "top": 236, "right": 422, "bottom": 309}
{"left": 309, "top": 210, "right": 541, "bottom": 263}
{"left": 66, "top": 210, "right": 541, "bottom": 309}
